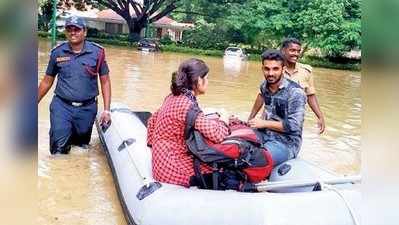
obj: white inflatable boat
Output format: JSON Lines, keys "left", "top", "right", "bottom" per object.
{"left": 96, "top": 103, "right": 361, "bottom": 225}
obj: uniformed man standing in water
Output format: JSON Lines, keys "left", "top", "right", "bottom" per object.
{"left": 281, "top": 38, "right": 326, "bottom": 134}
{"left": 38, "top": 16, "right": 111, "bottom": 154}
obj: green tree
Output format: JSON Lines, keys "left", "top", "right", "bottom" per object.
{"left": 49, "top": 0, "right": 361, "bottom": 56}
{"left": 299, "top": 0, "right": 361, "bottom": 56}
{"left": 55, "top": 0, "right": 101, "bottom": 10}
{"left": 38, "top": 0, "right": 54, "bottom": 31}
{"left": 223, "top": 0, "right": 361, "bottom": 56}
{"left": 38, "top": 0, "right": 101, "bottom": 32}
{"left": 181, "top": 22, "right": 231, "bottom": 50}
{"left": 225, "top": 0, "right": 283, "bottom": 45}
{"left": 171, "top": 0, "right": 247, "bottom": 23}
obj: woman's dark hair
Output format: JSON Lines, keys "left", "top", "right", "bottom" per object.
{"left": 171, "top": 58, "right": 209, "bottom": 95}
{"left": 261, "top": 49, "right": 285, "bottom": 66}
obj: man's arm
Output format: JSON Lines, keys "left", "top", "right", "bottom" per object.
{"left": 250, "top": 88, "right": 306, "bottom": 134}
{"left": 38, "top": 75, "right": 55, "bottom": 103}
{"left": 307, "top": 94, "right": 325, "bottom": 134}
{"left": 282, "top": 88, "right": 306, "bottom": 134}
{"left": 248, "top": 117, "right": 284, "bottom": 132}
{"left": 248, "top": 92, "right": 285, "bottom": 132}
{"left": 304, "top": 68, "right": 325, "bottom": 134}
{"left": 248, "top": 93, "right": 264, "bottom": 121}
{"left": 99, "top": 74, "right": 111, "bottom": 124}
{"left": 99, "top": 74, "right": 111, "bottom": 111}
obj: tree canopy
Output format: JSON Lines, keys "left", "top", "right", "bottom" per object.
{"left": 172, "top": 0, "right": 361, "bottom": 57}
{"left": 38, "top": 0, "right": 361, "bottom": 56}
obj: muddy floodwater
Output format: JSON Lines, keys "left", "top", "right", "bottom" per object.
{"left": 38, "top": 39, "right": 361, "bottom": 225}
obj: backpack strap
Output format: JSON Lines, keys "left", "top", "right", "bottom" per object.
{"left": 211, "top": 162, "right": 219, "bottom": 190}
{"left": 185, "top": 104, "right": 207, "bottom": 188}
{"left": 185, "top": 104, "right": 223, "bottom": 190}
{"left": 184, "top": 104, "right": 201, "bottom": 139}
{"left": 193, "top": 158, "right": 208, "bottom": 189}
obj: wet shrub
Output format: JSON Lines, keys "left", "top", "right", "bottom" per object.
{"left": 161, "top": 45, "right": 223, "bottom": 57}
{"left": 160, "top": 35, "right": 174, "bottom": 45}
{"left": 87, "top": 27, "right": 99, "bottom": 38}
{"left": 181, "top": 24, "right": 230, "bottom": 50}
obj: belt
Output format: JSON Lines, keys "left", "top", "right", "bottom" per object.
{"left": 56, "top": 95, "right": 96, "bottom": 107}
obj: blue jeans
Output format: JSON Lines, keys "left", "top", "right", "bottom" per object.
{"left": 263, "top": 141, "right": 290, "bottom": 166}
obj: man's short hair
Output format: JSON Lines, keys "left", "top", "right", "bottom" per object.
{"left": 281, "top": 38, "right": 302, "bottom": 49}
{"left": 261, "top": 50, "right": 285, "bottom": 65}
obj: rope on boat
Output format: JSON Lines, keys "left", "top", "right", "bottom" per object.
{"left": 322, "top": 183, "right": 360, "bottom": 225}
{"left": 108, "top": 111, "right": 162, "bottom": 200}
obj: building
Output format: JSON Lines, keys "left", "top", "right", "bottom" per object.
{"left": 58, "top": 8, "right": 194, "bottom": 42}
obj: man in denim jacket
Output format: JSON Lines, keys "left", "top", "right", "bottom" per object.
{"left": 248, "top": 50, "right": 306, "bottom": 166}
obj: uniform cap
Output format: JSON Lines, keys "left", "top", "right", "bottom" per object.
{"left": 65, "top": 16, "right": 86, "bottom": 29}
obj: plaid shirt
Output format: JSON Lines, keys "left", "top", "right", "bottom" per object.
{"left": 259, "top": 78, "right": 307, "bottom": 158}
{"left": 147, "top": 94, "right": 229, "bottom": 187}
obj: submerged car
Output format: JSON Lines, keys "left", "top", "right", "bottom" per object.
{"left": 224, "top": 47, "right": 248, "bottom": 59}
{"left": 137, "top": 38, "right": 160, "bottom": 52}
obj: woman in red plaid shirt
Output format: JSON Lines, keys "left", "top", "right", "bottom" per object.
{"left": 147, "top": 58, "right": 230, "bottom": 187}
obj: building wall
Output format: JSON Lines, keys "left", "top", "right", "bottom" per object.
{"left": 87, "top": 20, "right": 105, "bottom": 31}
{"left": 85, "top": 19, "right": 185, "bottom": 41}
{"left": 123, "top": 24, "right": 129, "bottom": 33}
{"left": 155, "top": 28, "right": 184, "bottom": 41}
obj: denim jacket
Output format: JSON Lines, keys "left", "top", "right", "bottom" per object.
{"left": 259, "top": 78, "right": 307, "bottom": 158}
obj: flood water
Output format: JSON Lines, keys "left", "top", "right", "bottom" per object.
{"left": 38, "top": 39, "right": 361, "bottom": 225}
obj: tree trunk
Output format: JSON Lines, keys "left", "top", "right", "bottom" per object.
{"left": 127, "top": 19, "right": 147, "bottom": 43}
{"left": 301, "top": 43, "right": 309, "bottom": 58}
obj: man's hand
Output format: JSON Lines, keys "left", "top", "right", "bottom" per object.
{"left": 307, "top": 94, "right": 325, "bottom": 134}
{"left": 99, "top": 110, "right": 111, "bottom": 125}
{"left": 248, "top": 117, "right": 285, "bottom": 132}
{"left": 248, "top": 118, "right": 266, "bottom": 128}
{"left": 248, "top": 93, "right": 264, "bottom": 121}
{"left": 317, "top": 117, "right": 325, "bottom": 134}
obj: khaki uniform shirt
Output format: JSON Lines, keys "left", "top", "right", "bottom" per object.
{"left": 284, "top": 63, "right": 316, "bottom": 96}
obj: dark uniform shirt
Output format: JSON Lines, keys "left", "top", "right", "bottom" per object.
{"left": 46, "top": 41, "right": 110, "bottom": 102}
{"left": 259, "top": 78, "right": 307, "bottom": 158}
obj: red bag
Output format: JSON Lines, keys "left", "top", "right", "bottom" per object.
{"left": 185, "top": 107, "right": 274, "bottom": 185}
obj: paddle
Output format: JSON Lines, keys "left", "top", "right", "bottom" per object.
{"left": 254, "top": 175, "right": 361, "bottom": 192}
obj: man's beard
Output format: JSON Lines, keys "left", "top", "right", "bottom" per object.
{"left": 267, "top": 74, "right": 283, "bottom": 84}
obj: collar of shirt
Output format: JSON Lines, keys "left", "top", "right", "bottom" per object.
{"left": 264, "top": 78, "right": 289, "bottom": 94}
{"left": 283, "top": 63, "right": 299, "bottom": 76}
{"left": 62, "top": 41, "right": 93, "bottom": 54}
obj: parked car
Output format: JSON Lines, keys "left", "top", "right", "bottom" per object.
{"left": 224, "top": 47, "right": 248, "bottom": 60}
{"left": 137, "top": 38, "right": 160, "bottom": 52}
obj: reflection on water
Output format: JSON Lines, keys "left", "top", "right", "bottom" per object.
{"left": 223, "top": 55, "right": 248, "bottom": 76}
{"left": 38, "top": 39, "right": 361, "bottom": 224}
